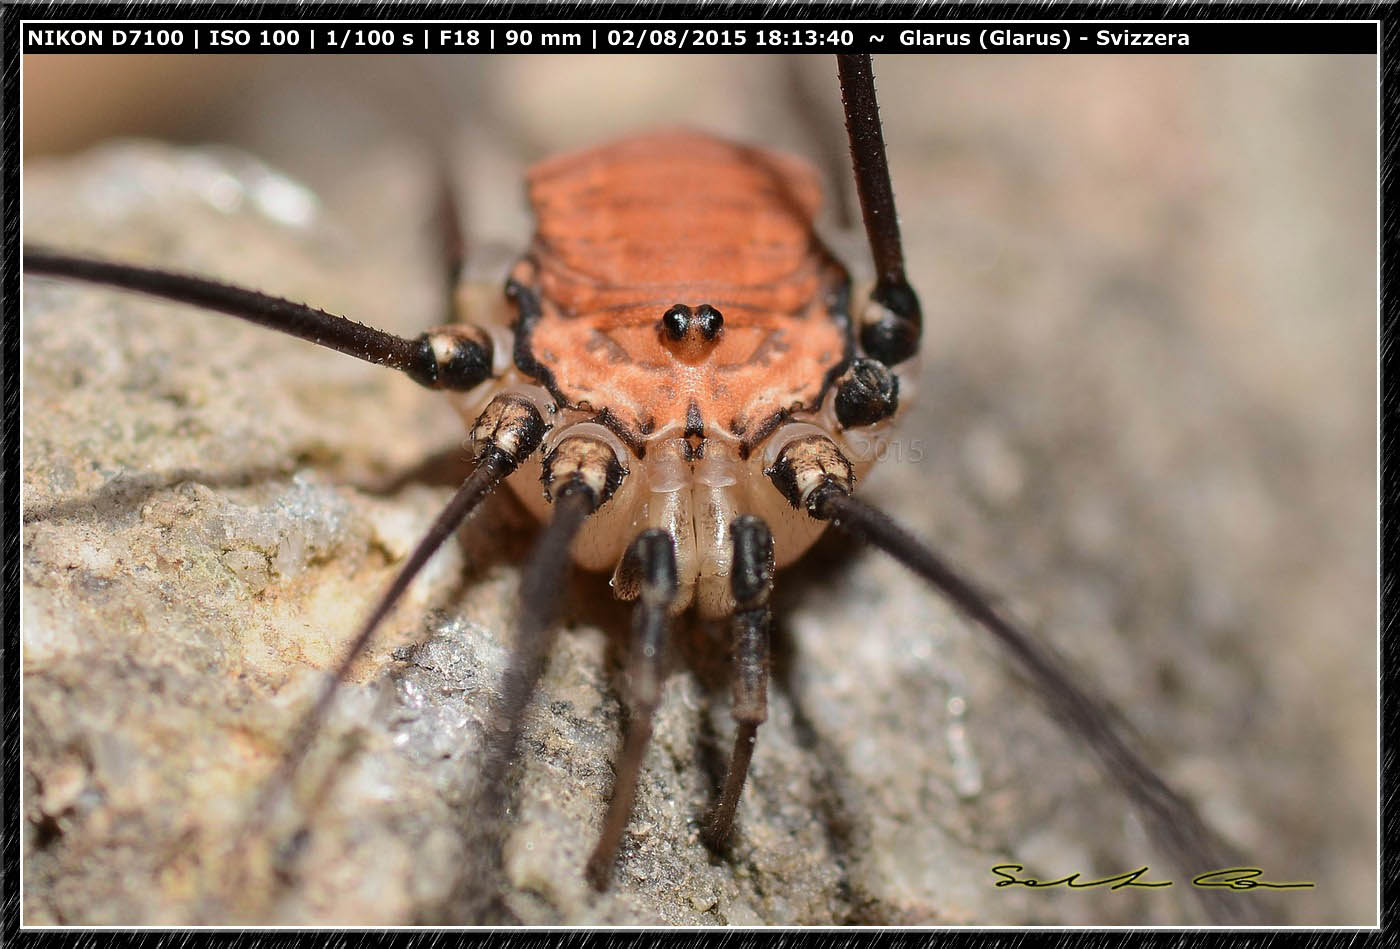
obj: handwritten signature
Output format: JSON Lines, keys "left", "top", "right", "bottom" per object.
{"left": 991, "top": 864, "right": 1315, "bottom": 891}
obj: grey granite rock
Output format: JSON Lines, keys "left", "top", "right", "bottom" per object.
{"left": 21, "top": 55, "right": 1374, "bottom": 926}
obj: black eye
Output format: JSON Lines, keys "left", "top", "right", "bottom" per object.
{"left": 661, "top": 304, "right": 692, "bottom": 340}
{"left": 693, "top": 304, "right": 724, "bottom": 341}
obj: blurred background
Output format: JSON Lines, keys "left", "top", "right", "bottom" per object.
{"left": 23, "top": 53, "right": 1376, "bottom": 924}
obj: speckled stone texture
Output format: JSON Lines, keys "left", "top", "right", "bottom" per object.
{"left": 22, "top": 56, "right": 1374, "bottom": 926}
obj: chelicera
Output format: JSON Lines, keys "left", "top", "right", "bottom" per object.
{"left": 23, "top": 54, "right": 1256, "bottom": 922}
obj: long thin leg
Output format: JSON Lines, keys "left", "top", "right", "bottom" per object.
{"left": 445, "top": 439, "right": 619, "bottom": 918}
{"left": 803, "top": 482, "right": 1266, "bottom": 925}
{"left": 703, "top": 516, "right": 776, "bottom": 850}
{"left": 835, "top": 54, "right": 923, "bottom": 367}
{"left": 586, "top": 530, "right": 679, "bottom": 891}
{"left": 23, "top": 248, "right": 491, "bottom": 392}
{"left": 477, "top": 481, "right": 599, "bottom": 820}
{"left": 433, "top": 158, "right": 467, "bottom": 324}
{"left": 246, "top": 422, "right": 538, "bottom": 831}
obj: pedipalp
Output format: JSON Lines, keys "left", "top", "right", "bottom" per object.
{"left": 703, "top": 515, "right": 777, "bottom": 853}
{"left": 586, "top": 529, "right": 679, "bottom": 891}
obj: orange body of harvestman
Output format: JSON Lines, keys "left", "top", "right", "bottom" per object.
{"left": 21, "top": 55, "right": 1265, "bottom": 924}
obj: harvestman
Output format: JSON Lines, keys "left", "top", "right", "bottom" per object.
{"left": 23, "top": 55, "right": 1258, "bottom": 922}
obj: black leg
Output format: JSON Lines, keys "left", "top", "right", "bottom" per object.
{"left": 835, "top": 55, "right": 923, "bottom": 367}
{"left": 244, "top": 394, "right": 546, "bottom": 833}
{"left": 783, "top": 462, "right": 1266, "bottom": 925}
{"left": 452, "top": 435, "right": 624, "bottom": 918}
{"left": 23, "top": 248, "right": 492, "bottom": 392}
{"left": 703, "top": 516, "right": 776, "bottom": 850}
{"left": 476, "top": 475, "right": 603, "bottom": 849}
{"left": 433, "top": 159, "right": 467, "bottom": 324}
{"left": 585, "top": 530, "right": 679, "bottom": 890}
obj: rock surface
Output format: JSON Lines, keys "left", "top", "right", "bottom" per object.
{"left": 21, "top": 56, "right": 1374, "bottom": 926}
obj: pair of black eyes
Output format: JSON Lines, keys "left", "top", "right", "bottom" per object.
{"left": 661, "top": 304, "right": 724, "bottom": 342}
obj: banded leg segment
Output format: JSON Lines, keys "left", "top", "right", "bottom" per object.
{"left": 703, "top": 516, "right": 776, "bottom": 850}
{"left": 586, "top": 530, "right": 680, "bottom": 891}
